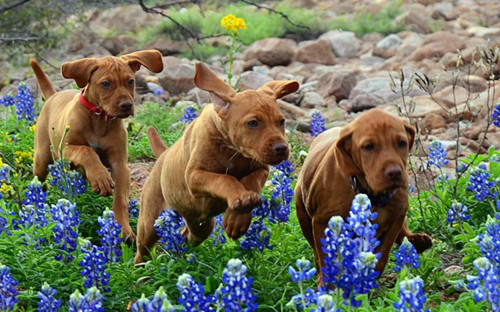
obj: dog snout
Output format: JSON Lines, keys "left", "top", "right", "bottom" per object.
{"left": 272, "top": 141, "right": 289, "bottom": 157}
{"left": 384, "top": 164, "right": 402, "bottom": 181}
{"left": 119, "top": 100, "right": 133, "bottom": 113}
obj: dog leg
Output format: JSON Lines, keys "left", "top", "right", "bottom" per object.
{"left": 375, "top": 217, "right": 406, "bottom": 273}
{"left": 109, "top": 158, "right": 134, "bottom": 243}
{"left": 184, "top": 216, "right": 215, "bottom": 245}
{"left": 396, "top": 218, "right": 433, "bottom": 254}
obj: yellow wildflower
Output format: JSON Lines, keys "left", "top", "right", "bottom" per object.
{"left": 14, "top": 150, "right": 34, "bottom": 164}
{"left": 30, "top": 124, "right": 36, "bottom": 132}
{"left": 0, "top": 182, "right": 12, "bottom": 193}
{"left": 221, "top": 14, "right": 246, "bottom": 33}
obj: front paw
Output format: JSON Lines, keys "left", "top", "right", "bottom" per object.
{"left": 229, "top": 191, "right": 262, "bottom": 213}
{"left": 223, "top": 209, "right": 252, "bottom": 240}
{"left": 88, "top": 169, "right": 114, "bottom": 196}
{"left": 408, "top": 232, "right": 433, "bottom": 254}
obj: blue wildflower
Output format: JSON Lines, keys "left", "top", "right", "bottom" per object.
{"left": 0, "top": 164, "right": 12, "bottom": 181}
{"left": 321, "top": 194, "right": 380, "bottom": 307}
{"left": 179, "top": 105, "right": 198, "bottom": 124}
{"left": 48, "top": 160, "right": 87, "bottom": 198}
{"left": 0, "top": 263, "right": 18, "bottom": 311}
{"left": 129, "top": 198, "right": 140, "bottom": 218}
{"left": 286, "top": 288, "right": 319, "bottom": 311}
{"left": 23, "top": 176, "right": 47, "bottom": 208}
{"left": 268, "top": 167, "right": 294, "bottom": 223}
{"left": 493, "top": 103, "right": 500, "bottom": 127}
{"left": 68, "top": 287, "right": 104, "bottom": 312}
{"left": 310, "top": 110, "right": 326, "bottom": 137}
{"left": 154, "top": 208, "right": 187, "bottom": 255}
{"left": 131, "top": 286, "right": 175, "bottom": 312}
{"left": 97, "top": 208, "right": 123, "bottom": 263}
{"left": 37, "top": 282, "right": 61, "bottom": 312}
{"left": 314, "top": 294, "right": 337, "bottom": 312}
{"left": 393, "top": 276, "right": 428, "bottom": 312}
{"left": 210, "top": 214, "right": 226, "bottom": 246}
{"left": 50, "top": 199, "right": 80, "bottom": 262}
{"left": 79, "top": 239, "right": 110, "bottom": 293}
{"left": 428, "top": 139, "right": 449, "bottom": 168}
{"left": 0, "top": 203, "right": 13, "bottom": 236}
{"left": 153, "top": 88, "right": 165, "bottom": 95}
{"left": 446, "top": 201, "right": 470, "bottom": 224}
{"left": 215, "top": 258, "right": 258, "bottom": 312}
{"left": 289, "top": 257, "right": 317, "bottom": 283}
{"left": 240, "top": 218, "right": 273, "bottom": 252}
{"left": 14, "top": 82, "right": 36, "bottom": 125}
{"left": 177, "top": 273, "right": 215, "bottom": 311}
{"left": 467, "top": 162, "right": 497, "bottom": 202}
{"left": 394, "top": 237, "right": 421, "bottom": 272}
{"left": 0, "top": 92, "right": 15, "bottom": 107}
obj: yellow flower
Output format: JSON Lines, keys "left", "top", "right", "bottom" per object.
{"left": 30, "top": 124, "right": 36, "bottom": 132}
{"left": 14, "top": 150, "right": 34, "bottom": 164}
{"left": 221, "top": 14, "right": 246, "bottom": 33}
{"left": 0, "top": 182, "right": 12, "bottom": 194}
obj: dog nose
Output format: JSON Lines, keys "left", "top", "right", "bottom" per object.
{"left": 119, "top": 101, "right": 133, "bottom": 112}
{"left": 272, "top": 142, "right": 288, "bottom": 156}
{"left": 385, "top": 165, "right": 402, "bottom": 180}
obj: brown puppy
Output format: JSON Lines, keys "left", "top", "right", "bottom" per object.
{"left": 295, "top": 108, "right": 432, "bottom": 285}
{"left": 134, "top": 62, "right": 299, "bottom": 264}
{"left": 30, "top": 50, "right": 164, "bottom": 242}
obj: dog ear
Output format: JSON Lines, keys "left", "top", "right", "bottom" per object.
{"left": 61, "top": 58, "right": 98, "bottom": 88}
{"left": 402, "top": 119, "right": 416, "bottom": 151}
{"left": 193, "top": 62, "right": 236, "bottom": 113}
{"left": 121, "top": 50, "right": 164, "bottom": 73}
{"left": 257, "top": 80, "right": 299, "bottom": 99}
{"left": 334, "top": 126, "right": 363, "bottom": 178}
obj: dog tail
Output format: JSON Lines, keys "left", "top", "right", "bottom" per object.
{"left": 29, "top": 59, "right": 57, "bottom": 100}
{"left": 147, "top": 126, "right": 168, "bottom": 158}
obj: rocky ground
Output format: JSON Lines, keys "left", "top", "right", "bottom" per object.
{"left": 1, "top": 0, "right": 500, "bottom": 186}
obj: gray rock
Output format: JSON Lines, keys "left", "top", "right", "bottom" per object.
{"left": 320, "top": 30, "right": 361, "bottom": 58}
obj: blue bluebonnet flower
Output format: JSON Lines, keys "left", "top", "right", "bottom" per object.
{"left": 37, "top": 282, "right": 61, "bottom": 312}
{"left": 14, "top": 82, "right": 36, "bottom": 125}
{"left": 79, "top": 239, "right": 110, "bottom": 293}
{"left": 289, "top": 257, "right": 317, "bottom": 283}
{"left": 314, "top": 294, "right": 337, "bottom": 312}
{"left": 321, "top": 194, "right": 380, "bottom": 307}
{"left": 310, "top": 110, "right": 326, "bottom": 137}
{"left": 286, "top": 288, "right": 319, "bottom": 311}
{"left": 0, "top": 164, "right": 12, "bottom": 181}
{"left": 48, "top": 160, "right": 87, "bottom": 198}
{"left": 215, "top": 258, "right": 258, "bottom": 312}
{"left": 97, "top": 208, "right": 123, "bottom": 263}
{"left": 153, "top": 88, "right": 165, "bottom": 95}
{"left": 154, "top": 208, "right": 187, "bottom": 255}
{"left": 210, "top": 214, "right": 226, "bottom": 246}
{"left": 393, "top": 276, "right": 428, "bottom": 312}
{"left": 0, "top": 92, "right": 15, "bottom": 107}
{"left": 23, "top": 176, "right": 47, "bottom": 208}
{"left": 446, "top": 201, "right": 470, "bottom": 224}
{"left": 394, "top": 237, "right": 421, "bottom": 272}
{"left": 496, "top": 200, "right": 500, "bottom": 219}
{"left": 177, "top": 273, "right": 215, "bottom": 311}
{"left": 457, "top": 162, "right": 467, "bottom": 174}
{"left": 131, "top": 286, "right": 175, "bottom": 312}
{"left": 467, "top": 162, "right": 497, "bottom": 202}
{"left": 129, "top": 198, "right": 140, "bottom": 218}
{"left": 179, "top": 105, "right": 198, "bottom": 124}
{"left": 0, "top": 203, "right": 13, "bottom": 235}
{"left": 240, "top": 218, "right": 273, "bottom": 252}
{"left": 269, "top": 168, "right": 294, "bottom": 223}
{"left": 50, "top": 199, "right": 80, "bottom": 262}
{"left": 15, "top": 202, "right": 49, "bottom": 248}
{"left": 0, "top": 263, "right": 18, "bottom": 311}
{"left": 428, "top": 139, "right": 449, "bottom": 168}
{"left": 68, "top": 287, "right": 104, "bottom": 312}
{"left": 493, "top": 103, "right": 500, "bottom": 127}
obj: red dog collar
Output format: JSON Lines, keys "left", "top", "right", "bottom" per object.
{"left": 79, "top": 89, "right": 111, "bottom": 122}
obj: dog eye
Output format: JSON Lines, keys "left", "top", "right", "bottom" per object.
{"left": 398, "top": 140, "right": 407, "bottom": 148}
{"left": 128, "top": 79, "right": 135, "bottom": 86}
{"left": 363, "top": 143, "right": 375, "bottom": 150}
{"left": 100, "top": 81, "right": 111, "bottom": 88}
{"left": 279, "top": 119, "right": 285, "bottom": 127}
{"left": 247, "top": 120, "right": 259, "bottom": 128}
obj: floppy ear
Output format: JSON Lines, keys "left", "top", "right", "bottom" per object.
{"left": 61, "top": 58, "right": 98, "bottom": 88}
{"left": 257, "top": 80, "right": 299, "bottom": 99}
{"left": 193, "top": 62, "right": 236, "bottom": 113}
{"left": 402, "top": 119, "right": 416, "bottom": 151}
{"left": 121, "top": 49, "right": 164, "bottom": 73}
{"left": 334, "top": 125, "right": 363, "bottom": 179}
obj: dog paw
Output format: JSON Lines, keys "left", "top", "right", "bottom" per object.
{"left": 230, "top": 191, "right": 262, "bottom": 213}
{"left": 408, "top": 232, "right": 433, "bottom": 254}
{"left": 223, "top": 209, "right": 252, "bottom": 239}
{"left": 88, "top": 170, "right": 115, "bottom": 196}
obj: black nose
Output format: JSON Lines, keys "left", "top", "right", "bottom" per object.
{"left": 119, "top": 101, "right": 133, "bottom": 112}
{"left": 272, "top": 142, "right": 289, "bottom": 156}
{"left": 385, "top": 165, "right": 402, "bottom": 181}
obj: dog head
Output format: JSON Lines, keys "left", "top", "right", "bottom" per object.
{"left": 193, "top": 62, "right": 299, "bottom": 165}
{"left": 334, "top": 109, "right": 415, "bottom": 194}
{"left": 61, "top": 50, "right": 164, "bottom": 118}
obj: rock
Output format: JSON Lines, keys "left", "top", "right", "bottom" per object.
{"left": 320, "top": 30, "right": 361, "bottom": 58}
{"left": 244, "top": 38, "right": 297, "bottom": 67}
{"left": 372, "top": 34, "right": 402, "bottom": 59}
{"left": 410, "top": 31, "right": 466, "bottom": 61}
{"left": 237, "top": 71, "right": 273, "bottom": 91}
{"left": 395, "top": 11, "right": 432, "bottom": 34}
{"left": 158, "top": 62, "right": 196, "bottom": 95}
{"left": 148, "top": 39, "right": 190, "bottom": 56}
{"left": 300, "top": 91, "right": 325, "bottom": 108}
{"left": 295, "top": 39, "right": 336, "bottom": 65}
{"left": 421, "top": 113, "right": 448, "bottom": 134}
{"left": 317, "top": 70, "right": 357, "bottom": 101}
{"left": 101, "top": 36, "right": 126, "bottom": 56}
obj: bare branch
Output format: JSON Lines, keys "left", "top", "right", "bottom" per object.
{"left": 239, "top": 0, "right": 309, "bottom": 30}
{"left": 0, "top": 0, "right": 31, "bottom": 13}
